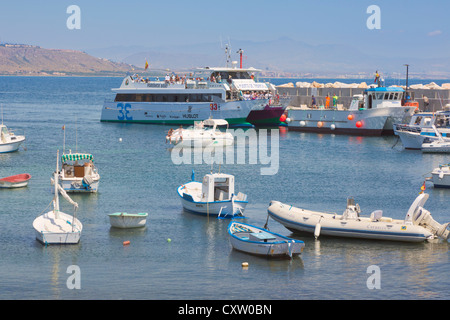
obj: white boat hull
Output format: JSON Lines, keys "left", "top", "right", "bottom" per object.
{"left": 287, "top": 107, "right": 413, "bottom": 136}
{"left": 100, "top": 99, "right": 267, "bottom": 125}
{"left": 59, "top": 177, "right": 100, "bottom": 193}
{"left": 228, "top": 222, "right": 304, "bottom": 258}
{"left": 394, "top": 130, "right": 426, "bottom": 149}
{"left": 108, "top": 213, "right": 148, "bottom": 228}
{"left": 0, "top": 180, "right": 28, "bottom": 188}
{"left": 422, "top": 142, "right": 450, "bottom": 153}
{"left": 179, "top": 195, "right": 247, "bottom": 217}
{"left": 177, "top": 183, "right": 247, "bottom": 218}
{"left": 33, "top": 210, "right": 82, "bottom": 245}
{"left": 430, "top": 167, "right": 450, "bottom": 188}
{"left": 267, "top": 201, "right": 434, "bottom": 242}
{"left": 431, "top": 174, "right": 450, "bottom": 187}
{"left": 169, "top": 133, "right": 234, "bottom": 147}
{"left": 171, "top": 137, "right": 234, "bottom": 147}
{"left": 0, "top": 137, "right": 25, "bottom": 153}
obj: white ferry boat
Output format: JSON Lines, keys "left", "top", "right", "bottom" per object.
{"left": 286, "top": 87, "right": 416, "bottom": 136}
{"left": 100, "top": 66, "right": 286, "bottom": 126}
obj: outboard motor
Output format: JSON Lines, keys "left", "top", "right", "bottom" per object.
{"left": 412, "top": 207, "right": 450, "bottom": 240}
{"left": 406, "top": 193, "right": 449, "bottom": 240}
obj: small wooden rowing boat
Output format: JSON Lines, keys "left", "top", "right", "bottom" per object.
{"left": 0, "top": 173, "right": 31, "bottom": 188}
{"left": 228, "top": 221, "right": 305, "bottom": 258}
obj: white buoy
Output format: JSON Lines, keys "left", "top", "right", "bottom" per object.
{"left": 300, "top": 121, "right": 306, "bottom": 127}
{"left": 330, "top": 124, "right": 336, "bottom": 130}
{"left": 286, "top": 117, "right": 291, "bottom": 123}
{"left": 119, "top": 138, "right": 122, "bottom": 142}
{"left": 314, "top": 222, "right": 321, "bottom": 239}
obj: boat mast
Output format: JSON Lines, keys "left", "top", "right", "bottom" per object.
{"left": 404, "top": 64, "right": 409, "bottom": 102}
{"left": 54, "top": 150, "right": 60, "bottom": 219}
{"left": 237, "top": 49, "right": 244, "bottom": 68}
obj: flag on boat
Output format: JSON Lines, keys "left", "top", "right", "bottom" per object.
{"left": 419, "top": 181, "right": 426, "bottom": 194}
{"left": 145, "top": 60, "right": 149, "bottom": 70}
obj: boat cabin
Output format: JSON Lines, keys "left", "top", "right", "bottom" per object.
{"left": 203, "top": 118, "right": 229, "bottom": 130}
{"left": 0, "top": 124, "right": 15, "bottom": 143}
{"left": 61, "top": 153, "right": 95, "bottom": 178}
{"left": 434, "top": 110, "right": 450, "bottom": 128}
{"left": 202, "top": 173, "right": 235, "bottom": 202}
{"left": 112, "top": 66, "right": 270, "bottom": 104}
{"left": 349, "top": 87, "right": 404, "bottom": 111}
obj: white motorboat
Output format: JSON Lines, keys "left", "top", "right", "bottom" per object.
{"left": 0, "top": 123, "right": 25, "bottom": 153}
{"left": 393, "top": 111, "right": 435, "bottom": 149}
{"left": 422, "top": 125, "right": 450, "bottom": 153}
{"left": 166, "top": 118, "right": 233, "bottom": 147}
{"left": 287, "top": 86, "right": 415, "bottom": 136}
{"left": 227, "top": 221, "right": 305, "bottom": 258}
{"left": 267, "top": 194, "right": 449, "bottom": 242}
{"left": 108, "top": 212, "right": 148, "bottom": 229}
{"left": 33, "top": 151, "right": 82, "bottom": 245}
{"left": 57, "top": 152, "right": 100, "bottom": 192}
{"left": 427, "top": 164, "right": 450, "bottom": 188}
{"left": 394, "top": 108, "right": 450, "bottom": 149}
{"left": 177, "top": 170, "right": 248, "bottom": 218}
{"left": 422, "top": 140, "right": 450, "bottom": 153}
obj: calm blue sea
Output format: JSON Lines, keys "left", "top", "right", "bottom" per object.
{"left": 0, "top": 76, "right": 448, "bottom": 301}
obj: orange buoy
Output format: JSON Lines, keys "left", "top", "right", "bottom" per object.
{"left": 317, "top": 121, "right": 324, "bottom": 128}
{"left": 347, "top": 114, "right": 354, "bottom": 121}
{"left": 280, "top": 114, "right": 287, "bottom": 122}
{"left": 355, "top": 121, "right": 363, "bottom": 128}
{"left": 123, "top": 240, "right": 130, "bottom": 246}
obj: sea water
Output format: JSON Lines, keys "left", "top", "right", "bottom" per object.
{"left": 0, "top": 76, "right": 448, "bottom": 300}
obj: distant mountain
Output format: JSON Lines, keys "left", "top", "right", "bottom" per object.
{"left": 0, "top": 44, "right": 138, "bottom": 76}
{"left": 86, "top": 38, "right": 450, "bottom": 79}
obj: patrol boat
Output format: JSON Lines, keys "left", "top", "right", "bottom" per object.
{"left": 100, "top": 64, "right": 285, "bottom": 126}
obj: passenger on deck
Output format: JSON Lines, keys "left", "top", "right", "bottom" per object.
{"left": 325, "top": 94, "right": 330, "bottom": 108}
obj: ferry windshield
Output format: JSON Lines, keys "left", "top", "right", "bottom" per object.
{"left": 210, "top": 71, "right": 252, "bottom": 80}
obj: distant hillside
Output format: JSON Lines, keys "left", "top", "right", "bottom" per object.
{"left": 86, "top": 38, "right": 450, "bottom": 79}
{"left": 0, "top": 44, "right": 138, "bottom": 76}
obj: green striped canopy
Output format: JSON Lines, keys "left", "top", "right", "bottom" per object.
{"left": 61, "top": 153, "right": 94, "bottom": 162}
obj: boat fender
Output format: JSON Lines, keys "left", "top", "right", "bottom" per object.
{"left": 314, "top": 218, "right": 322, "bottom": 239}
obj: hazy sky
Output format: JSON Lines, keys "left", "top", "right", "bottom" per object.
{"left": 0, "top": 0, "right": 448, "bottom": 59}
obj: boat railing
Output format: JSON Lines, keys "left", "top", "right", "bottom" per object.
{"left": 5, "top": 127, "right": 25, "bottom": 137}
